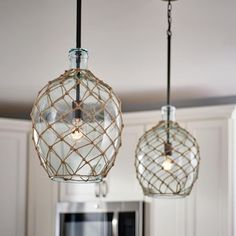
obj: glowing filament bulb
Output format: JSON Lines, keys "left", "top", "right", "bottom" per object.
{"left": 71, "top": 129, "right": 83, "bottom": 140}
{"left": 162, "top": 157, "right": 173, "bottom": 171}
{"left": 71, "top": 119, "right": 83, "bottom": 141}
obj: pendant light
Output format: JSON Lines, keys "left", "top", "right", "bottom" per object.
{"left": 31, "top": 0, "right": 124, "bottom": 182}
{"left": 135, "top": 0, "right": 200, "bottom": 198}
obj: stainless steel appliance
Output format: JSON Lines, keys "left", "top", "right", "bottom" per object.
{"left": 56, "top": 201, "right": 143, "bottom": 236}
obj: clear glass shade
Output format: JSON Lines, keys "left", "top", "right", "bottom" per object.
{"left": 31, "top": 48, "right": 123, "bottom": 182}
{"left": 135, "top": 106, "right": 200, "bottom": 198}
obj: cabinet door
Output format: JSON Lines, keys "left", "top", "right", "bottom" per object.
{"left": 145, "top": 198, "right": 186, "bottom": 236}
{"left": 105, "top": 125, "right": 144, "bottom": 201}
{"left": 27, "top": 139, "right": 58, "bottom": 236}
{"left": 0, "top": 131, "right": 27, "bottom": 236}
{"left": 184, "top": 119, "right": 231, "bottom": 236}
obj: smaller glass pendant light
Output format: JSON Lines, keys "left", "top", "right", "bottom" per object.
{"left": 31, "top": 0, "right": 123, "bottom": 182}
{"left": 135, "top": 0, "right": 200, "bottom": 197}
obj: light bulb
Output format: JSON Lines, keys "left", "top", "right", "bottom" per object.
{"left": 71, "top": 129, "right": 83, "bottom": 140}
{"left": 162, "top": 156, "right": 173, "bottom": 171}
{"left": 71, "top": 118, "right": 83, "bottom": 141}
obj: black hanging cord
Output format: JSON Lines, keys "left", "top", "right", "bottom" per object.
{"left": 167, "top": 0, "right": 172, "bottom": 107}
{"left": 76, "top": 0, "right": 82, "bottom": 48}
{"left": 74, "top": 0, "right": 82, "bottom": 119}
{"left": 166, "top": 0, "right": 173, "bottom": 147}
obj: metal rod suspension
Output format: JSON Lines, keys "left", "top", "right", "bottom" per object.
{"left": 167, "top": 0, "right": 172, "bottom": 107}
{"left": 166, "top": 0, "right": 172, "bottom": 143}
{"left": 76, "top": 0, "right": 82, "bottom": 48}
{"left": 74, "top": 0, "right": 82, "bottom": 119}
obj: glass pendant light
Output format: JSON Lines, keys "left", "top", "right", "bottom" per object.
{"left": 135, "top": 0, "right": 200, "bottom": 198}
{"left": 31, "top": 0, "right": 123, "bottom": 182}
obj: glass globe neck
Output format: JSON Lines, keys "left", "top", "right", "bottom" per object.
{"left": 161, "top": 105, "right": 176, "bottom": 121}
{"left": 69, "top": 48, "right": 88, "bottom": 69}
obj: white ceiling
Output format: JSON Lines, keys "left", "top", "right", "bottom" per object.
{"left": 0, "top": 0, "right": 236, "bottom": 114}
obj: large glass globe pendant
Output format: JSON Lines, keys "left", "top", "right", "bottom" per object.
{"left": 135, "top": 106, "right": 200, "bottom": 197}
{"left": 31, "top": 48, "right": 123, "bottom": 182}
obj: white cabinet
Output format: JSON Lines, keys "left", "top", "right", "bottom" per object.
{"left": 59, "top": 124, "right": 144, "bottom": 202}
{"left": 27, "top": 139, "right": 58, "bottom": 236}
{"left": 0, "top": 119, "right": 29, "bottom": 236}
{"left": 0, "top": 104, "right": 235, "bottom": 236}
{"left": 185, "top": 119, "right": 231, "bottom": 236}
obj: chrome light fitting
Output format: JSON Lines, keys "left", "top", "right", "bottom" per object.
{"left": 135, "top": 0, "right": 200, "bottom": 198}
{"left": 31, "top": 0, "right": 124, "bottom": 183}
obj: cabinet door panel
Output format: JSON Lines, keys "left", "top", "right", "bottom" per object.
{"left": 106, "top": 125, "right": 144, "bottom": 201}
{"left": 0, "top": 131, "right": 27, "bottom": 236}
{"left": 185, "top": 119, "right": 230, "bottom": 236}
{"left": 28, "top": 139, "right": 58, "bottom": 236}
{"left": 145, "top": 198, "right": 185, "bottom": 236}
